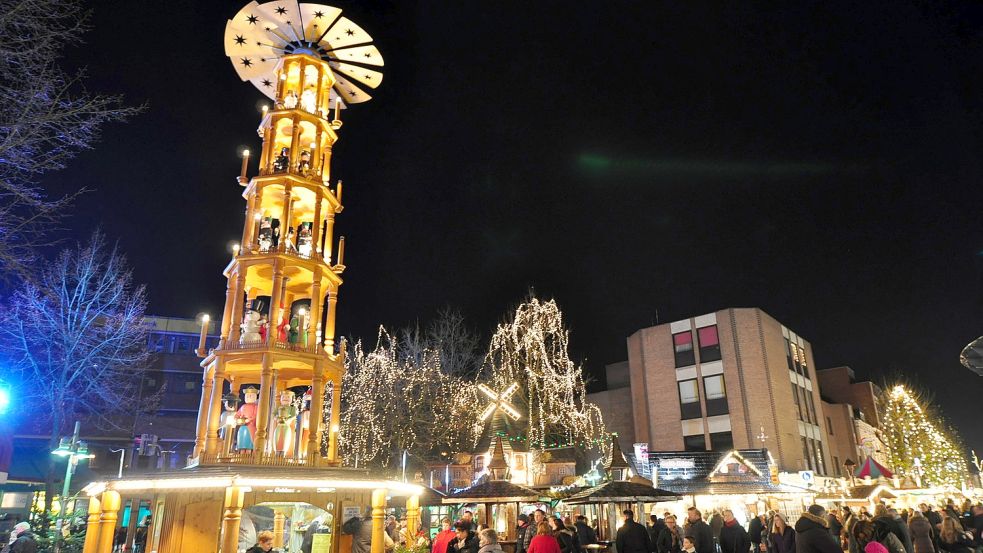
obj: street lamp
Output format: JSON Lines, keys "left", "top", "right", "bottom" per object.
{"left": 51, "top": 421, "right": 95, "bottom": 539}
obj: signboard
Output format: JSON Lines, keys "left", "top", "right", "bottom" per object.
{"left": 342, "top": 505, "right": 361, "bottom": 525}
{"left": 310, "top": 533, "right": 332, "bottom": 553}
{"left": 658, "top": 458, "right": 696, "bottom": 469}
{"left": 799, "top": 470, "right": 814, "bottom": 485}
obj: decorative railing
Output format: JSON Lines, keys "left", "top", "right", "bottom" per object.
{"left": 218, "top": 339, "right": 323, "bottom": 355}
{"left": 199, "top": 451, "right": 329, "bottom": 468}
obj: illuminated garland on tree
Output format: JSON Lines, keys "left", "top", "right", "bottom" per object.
{"left": 483, "top": 297, "right": 607, "bottom": 451}
{"left": 339, "top": 328, "right": 480, "bottom": 468}
{"left": 879, "top": 384, "right": 967, "bottom": 488}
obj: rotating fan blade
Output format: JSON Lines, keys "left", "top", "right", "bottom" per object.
{"left": 224, "top": 23, "right": 282, "bottom": 57}
{"left": 319, "top": 16, "right": 374, "bottom": 50}
{"left": 228, "top": 1, "right": 264, "bottom": 29}
{"left": 299, "top": 3, "right": 342, "bottom": 41}
{"left": 332, "top": 73, "right": 372, "bottom": 104}
{"left": 254, "top": 1, "right": 307, "bottom": 43}
{"left": 330, "top": 62, "right": 382, "bottom": 89}
{"left": 249, "top": 75, "right": 280, "bottom": 100}
{"left": 326, "top": 44, "right": 384, "bottom": 67}
{"left": 232, "top": 55, "right": 279, "bottom": 81}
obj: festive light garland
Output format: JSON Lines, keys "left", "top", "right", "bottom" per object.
{"left": 483, "top": 298, "right": 607, "bottom": 454}
{"left": 879, "top": 384, "right": 967, "bottom": 488}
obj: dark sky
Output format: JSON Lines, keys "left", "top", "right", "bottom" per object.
{"left": 48, "top": 2, "right": 983, "bottom": 448}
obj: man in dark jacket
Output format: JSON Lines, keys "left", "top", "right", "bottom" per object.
{"left": 517, "top": 514, "right": 533, "bottom": 553}
{"left": 684, "top": 508, "right": 715, "bottom": 553}
{"left": 448, "top": 521, "right": 479, "bottom": 553}
{"left": 649, "top": 515, "right": 668, "bottom": 550}
{"left": 920, "top": 505, "right": 942, "bottom": 530}
{"left": 719, "top": 510, "right": 751, "bottom": 553}
{"left": 616, "top": 510, "right": 652, "bottom": 553}
{"left": 826, "top": 511, "right": 843, "bottom": 544}
{"left": 794, "top": 505, "right": 842, "bottom": 553}
{"left": 576, "top": 515, "right": 598, "bottom": 550}
{"left": 876, "top": 509, "right": 912, "bottom": 553}
{"left": 749, "top": 514, "right": 767, "bottom": 552}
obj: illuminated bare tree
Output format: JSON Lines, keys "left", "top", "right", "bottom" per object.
{"left": 0, "top": 233, "right": 155, "bottom": 509}
{"left": 0, "top": 0, "right": 143, "bottom": 280}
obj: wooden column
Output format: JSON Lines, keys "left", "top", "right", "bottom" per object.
{"left": 324, "top": 289, "right": 338, "bottom": 351}
{"left": 289, "top": 115, "right": 302, "bottom": 169}
{"left": 307, "top": 362, "right": 324, "bottom": 463}
{"left": 327, "top": 380, "right": 341, "bottom": 462}
{"left": 220, "top": 486, "right": 246, "bottom": 553}
{"left": 94, "top": 490, "right": 120, "bottom": 553}
{"left": 324, "top": 211, "right": 335, "bottom": 261}
{"left": 254, "top": 353, "right": 274, "bottom": 455}
{"left": 193, "top": 365, "right": 215, "bottom": 457}
{"left": 228, "top": 271, "right": 246, "bottom": 344}
{"left": 259, "top": 124, "right": 274, "bottom": 173}
{"left": 273, "top": 512, "right": 286, "bottom": 548}
{"left": 311, "top": 192, "right": 323, "bottom": 258}
{"left": 308, "top": 267, "right": 322, "bottom": 347}
{"left": 204, "top": 363, "right": 226, "bottom": 455}
{"left": 81, "top": 494, "right": 101, "bottom": 553}
{"left": 267, "top": 260, "right": 284, "bottom": 345}
{"left": 406, "top": 494, "right": 420, "bottom": 541}
{"left": 280, "top": 184, "right": 294, "bottom": 251}
{"left": 371, "top": 489, "right": 387, "bottom": 553}
{"left": 243, "top": 191, "right": 259, "bottom": 249}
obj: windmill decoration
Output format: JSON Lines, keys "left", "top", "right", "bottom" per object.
{"left": 477, "top": 382, "right": 521, "bottom": 424}
{"left": 224, "top": 1, "right": 384, "bottom": 105}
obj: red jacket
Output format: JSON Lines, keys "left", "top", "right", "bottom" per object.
{"left": 433, "top": 529, "right": 457, "bottom": 553}
{"left": 529, "top": 534, "right": 562, "bottom": 553}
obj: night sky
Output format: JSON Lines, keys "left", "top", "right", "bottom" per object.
{"left": 45, "top": 2, "right": 983, "bottom": 448}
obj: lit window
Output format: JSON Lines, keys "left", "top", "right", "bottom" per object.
{"left": 704, "top": 375, "right": 726, "bottom": 400}
{"left": 673, "top": 331, "right": 695, "bottom": 367}
{"left": 697, "top": 326, "right": 721, "bottom": 362}
{"left": 678, "top": 380, "right": 699, "bottom": 403}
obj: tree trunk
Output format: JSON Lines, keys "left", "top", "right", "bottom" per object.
{"left": 44, "top": 411, "right": 62, "bottom": 513}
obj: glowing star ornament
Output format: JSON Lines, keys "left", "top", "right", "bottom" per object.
{"left": 478, "top": 382, "right": 521, "bottom": 422}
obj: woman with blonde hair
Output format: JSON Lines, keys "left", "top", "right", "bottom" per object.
{"left": 768, "top": 513, "right": 795, "bottom": 553}
{"left": 938, "top": 518, "right": 974, "bottom": 553}
{"left": 907, "top": 512, "right": 935, "bottom": 553}
{"left": 478, "top": 528, "right": 504, "bottom": 553}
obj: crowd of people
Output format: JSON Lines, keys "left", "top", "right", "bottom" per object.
{"left": 417, "top": 499, "right": 983, "bottom": 553}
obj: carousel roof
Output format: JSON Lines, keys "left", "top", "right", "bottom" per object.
{"left": 855, "top": 456, "right": 893, "bottom": 479}
{"left": 441, "top": 480, "right": 543, "bottom": 504}
{"left": 564, "top": 480, "right": 680, "bottom": 504}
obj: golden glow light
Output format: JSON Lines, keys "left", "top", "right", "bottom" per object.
{"left": 99, "top": 476, "right": 423, "bottom": 495}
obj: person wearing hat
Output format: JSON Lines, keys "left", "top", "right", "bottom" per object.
{"left": 7, "top": 521, "right": 38, "bottom": 553}
{"left": 517, "top": 514, "right": 534, "bottom": 553}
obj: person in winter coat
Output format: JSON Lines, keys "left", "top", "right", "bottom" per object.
{"left": 768, "top": 513, "right": 795, "bottom": 553}
{"left": 828, "top": 511, "right": 844, "bottom": 544}
{"left": 449, "top": 521, "right": 480, "bottom": 553}
{"left": 353, "top": 514, "right": 395, "bottom": 553}
{"left": 433, "top": 518, "right": 457, "bottom": 553}
{"left": 870, "top": 518, "right": 907, "bottom": 553}
{"left": 478, "top": 529, "right": 505, "bottom": 553}
{"left": 529, "top": 523, "right": 563, "bottom": 553}
{"left": 968, "top": 506, "right": 983, "bottom": 548}
{"left": 657, "top": 515, "right": 684, "bottom": 553}
{"left": 245, "top": 530, "right": 275, "bottom": 553}
{"left": 575, "top": 515, "right": 598, "bottom": 550}
{"left": 794, "top": 505, "right": 842, "bottom": 553}
{"left": 886, "top": 510, "right": 914, "bottom": 553}
{"left": 650, "top": 515, "right": 668, "bottom": 550}
{"left": 937, "top": 518, "right": 974, "bottom": 553}
{"left": 750, "top": 514, "right": 768, "bottom": 553}
{"left": 710, "top": 512, "right": 725, "bottom": 547}
{"left": 516, "top": 514, "right": 534, "bottom": 553}
{"left": 719, "top": 510, "right": 751, "bottom": 553}
{"left": 616, "top": 510, "right": 653, "bottom": 553}
{"left": 908, "top": 512, "right": 935, "bottom": 553}
{"left": 685, "top": 508, "right": 716, "bottom": 553}
{"left": 548, "top": 516, "right": 576, "bottom": 553}
{"left": 7, "top": 522, "right": 38, "bottom": 553}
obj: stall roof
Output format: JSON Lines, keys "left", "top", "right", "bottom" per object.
{"left": 442, "top": 480, "right": 543, "bottom": 504}
{"left": 564, "top": 480, "right": 680, "bottom": 504}
{"left": 649, "top": 449, "right": 808, "bottom": 496}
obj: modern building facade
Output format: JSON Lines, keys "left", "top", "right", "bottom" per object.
{"left": 586, "top": 361, "right": 637, "bottom": 446}
{"left": 625, "top": 308, "right": 833, "bottom": 475}
{"left": 816, "top": 366, "right": 888, "bottom": 473}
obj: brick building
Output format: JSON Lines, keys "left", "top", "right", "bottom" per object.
{"left": 816, "top": 366, "right": 888, "bottom": 473}
{"left": 599, "top": 308, "right": 834, "bottom": 475}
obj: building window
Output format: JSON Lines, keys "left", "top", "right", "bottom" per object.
{"left": 805, "top": 392, "right": 817, "bottom": 424}
{"left": 813, "top": 438, "right": 827, "bottom": 474}
{"left": 697, "top": 325, "right": 721, "bottom": 362}
{"left": 785, "top": 339, "right": 795, "bottom": 372}
{"left": 673, "top": 331, "right": 695, "bottom": 367}
{"left": 802, "top": 438, "right": 814, "bottom": 471}
{"left": 684, "top": 434, "right": 706, "bottom": 452}
{"left": 833, "top": 455, "right": 840, "bottom": 476}
{"left": 790, "top": 384, "right": 803, "bottom": 421}
{"left": 703, "top": 375, "right": 729, "bottom": 416}
{"left": 184, "top": 381, "right": 196, "bottom": 391}
{"left": 709, "top": 431, "right": 733, "bottom": 451}
{"left": 678, "top": 379, "right": 702, "bottom": 420}
{"left": 145, "top": 378, "right": 157, "bottom": 388}
{"left": 826, "top": 416, "right": 834, "bottom": 435}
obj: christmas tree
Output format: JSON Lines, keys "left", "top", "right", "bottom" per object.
{"left": 879, "top": 384, "right": 967, "bottom": 487}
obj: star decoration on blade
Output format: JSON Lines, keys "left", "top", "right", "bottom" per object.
{"left": 261, "top": 79, "right": 272, "bottom": 88}
{"left": 314, "top": 10, "right": 324, "bottom": 18}
{"left": 345, "top": 29, "right": 354, "bottom": 36}
{"left": 234, "top": 34, "right": 246, "bottom": 45}
{"left": 240, "top": 57, "right": 253, "bottom": 67}
{"left": 348, "top": 89, "right": 356, "bottom": 97}
{"left": 246, "top": 14, "right": 258, "bottom": 24}
{"left": 275, "top": 6, "right": 287, "bottom": 15}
